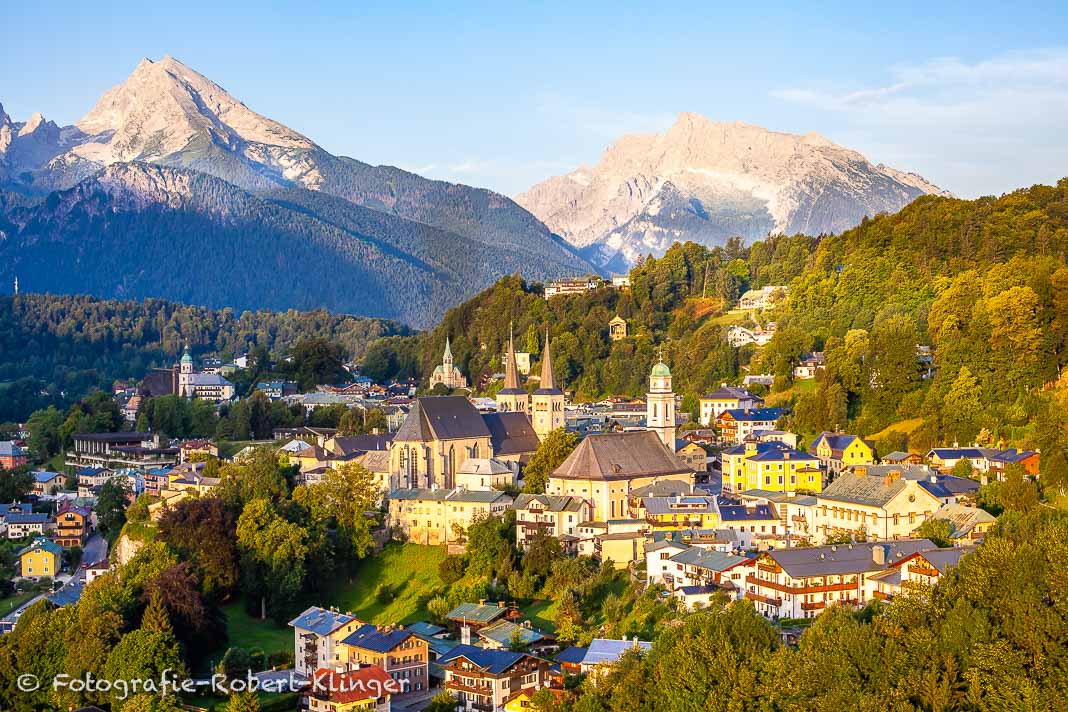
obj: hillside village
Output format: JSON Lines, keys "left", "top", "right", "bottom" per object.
{"left": 0, "top": 278, "right": 1046, "bottom": 712}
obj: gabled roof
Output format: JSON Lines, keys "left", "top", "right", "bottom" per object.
{"left": 446, "top": 602, "right": 510, "bottom": 624}
{"left": 19, "top": 537, "right": 63, "bottom": 557}
{"left": 718, "top": 503, "right": 777, "bottom": 522}
{"left": 47, "top": 579, "right": 85, "bottom": 607}
{"left": 643, "top": 495, "right": 718, "bottom": 516}
{"left": 927, "top": 504, "right": 995, "bottom": 538}
{"left": 329, "top": 433, "right": 394, "bottom": 455}
{"left": 701, "top": 385, "right": 761, "bottom": 401}
{"left": 895, "top": 547, "right": 972, "bottom": 574}
{"left": 394, "top": 397, "right": 491, "bottom": 442}
{"left": 0, "top": 441, "right": 25, "bottom": 457}
{"left": 438, "top": 644, "right": 528, "bottom": 674}
{"left": 7, "top": 513, "right": 48, "bottom": 525}
{"left": 882, "top": 451, "right": 919, "bottom": 463}
{"left": 482, "top": 411, "right": 540, "bottom": 455}
{"left": 927, "top": 447, "right": 990, "bottom": 460}
{"left": 341, "top": 623, "right": 412, "bottom": 653}
{"left": 582, "top": 638, "right": 652, "bottom": 665}
{"left": 669, "top": 547, "right": 752, "bottom": 572}
{"left": 356, "top": 449, "right": 390, "bottom": 473}
{"left": 477, "top": 620, "right": 550, "bottom": 646}
{"left": 630, "top": 479, "right": 693, "bottom": 497}
{"left": 513, "top": 494, "right": 587, "bottom": 512}
{"left": 555, "top": 646, "right": 588, "bottom": 665}
{"left": 407, "top": 621, "right": 446, "bottom": 638}
{"left": 746, "top": 447, "right": 819, "bottom": 463}
{"left": 552, "top": 431, "right": 693, "bottom": 481}
{"left": 766, "top": 539, "right": 936, "bottom": 578}
{"left": 288, "top": 606, "right": 356, "bottom": 636}
{"left": 719, "top": 408, "right": 784, "bottom": 422}
{"left": 813, "top": 432, "right": 871, "bottom": 456}
{"left": 33, "top": 471, "right": 64, "bottom": 483}
{"left": 989, "top": 448, "right": 1039, "bottom": 464}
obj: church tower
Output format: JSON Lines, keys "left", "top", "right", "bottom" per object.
{"left": 647, "top": 352, "right": 676, "bottom": 448}
{"left": 530, "top": 330, "right": 565, "bottom": 439}
{"left": 178, "top": 344, "right": 193, "bottom": 398}
{"left": 496, "top": 324, "right": 530, "bottom": 415}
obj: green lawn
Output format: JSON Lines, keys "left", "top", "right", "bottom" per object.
{"left": 324, "top": 543, "right": 448, "bottom": 623}
{"left": 222, "top": 600, "right": 294, "bottom": 657}
{"left": 0, "top": 592, "right": 36, "bottom": 616}
{"left": 522, "top": 598, "right": 559, "bottom": 632}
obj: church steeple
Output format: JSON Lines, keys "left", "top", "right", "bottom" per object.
{"left": 496, "top": 323, "right": 530, "bottom": 415}
{"left": 443, "top": 336, "right": 453, "bottom": 363}
{"left": 531, "top": 327, "right": 565, "bottom": 439}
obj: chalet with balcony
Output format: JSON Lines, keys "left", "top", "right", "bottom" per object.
{"left": 339, "top": 623, "right": 429, "bottom": 695}
{"left": 512, "top": 494, "right": 590, "bottom": 553}
{"left": 744, "top": 539, "right": 935, "bottom": 619}
{"left": 439, "top": 644, "right": 550, "bottom": 712}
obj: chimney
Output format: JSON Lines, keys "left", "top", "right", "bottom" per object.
{"left": 461, "top": 625, "right": 471, "bottom": 646}
{"left": 479, "top": 599, "right": 487, "bottom": 606}
{"left": 872, "top": 544, "right": 887, "bottom": 566}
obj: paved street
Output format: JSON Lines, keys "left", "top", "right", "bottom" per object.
{"left": 82, "top": 533, "right": 108, "bottom": 566}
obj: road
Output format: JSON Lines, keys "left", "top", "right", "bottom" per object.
{"left": 81, "top": 533, "right": 108, "bottom": 566}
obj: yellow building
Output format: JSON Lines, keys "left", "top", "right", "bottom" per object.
{"left": 721, "top": 440, "right": 822, "bottom": 494}
{"left": 19, "top": 537, "right": 62, "bottom": 578}
{"left": 387, "top": 488, "right": 512, "bottom": 546}
{"left": 698, "top": 385, "right": 763, "bottom": 426}
{"left": 816, "top": 469, "right": 943, "bottom": 543}
{"left": 546, "top": 431, "right": 694, "bottom": 522}
{"left": 641, "top": 495, "right": 720, "bottom": 531}
{"left": 812, "top": 432, "right": 876, "bottom": 474}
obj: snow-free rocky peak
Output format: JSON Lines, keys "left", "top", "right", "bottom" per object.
{"left": 517, "top": 112, "right": 952, "bottom": 268}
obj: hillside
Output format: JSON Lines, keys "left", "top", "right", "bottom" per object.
{"left": 368, "top": 180, "right": 1068, "bottom": 480}
{"left": 0, "top": 163, "right": 584, "bottom": 328}
{"left": 0, "top": 57, "right": 595, "bottom": 325}
{"left": 0, "top": 291, "right": 405, "bottom": 421}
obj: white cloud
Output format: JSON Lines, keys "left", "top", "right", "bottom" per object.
{"left": 772, "top": 48, "right": 1068, "bottom": 197}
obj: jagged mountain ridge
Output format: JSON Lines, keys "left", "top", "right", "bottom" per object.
{"left": 0, "top": 56, "right": 594, "bottom": 325}
{"left": 517, "top": 112, "right": 951, "bottom": 268}
{"left": 0, "top": 163, "right": 573, "bottom": 328}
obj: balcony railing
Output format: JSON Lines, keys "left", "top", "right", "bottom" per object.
{"left": 745, "top": 575, "right": 857, "bottom": 595}
{"left": 745, "top": 591, "right": 782, "bottom": 607}
{"left": 907, "top": 564, "right": 939, "bottom": 577}
{"left": 800, "top": 600, "right": 826, "bottom": 611}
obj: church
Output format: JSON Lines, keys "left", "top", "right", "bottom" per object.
{"left": 497, "top": 327, "right": 565, "bottom": 440}
{"left": 429, "top": 337, "right": 468, "bottom": 390}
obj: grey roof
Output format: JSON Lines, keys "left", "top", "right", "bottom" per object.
{"left": 0, "top": 441, "right": 25, "bottom": 457}
{"left": 458, "top": 458, "right": 513, "bottom": 476}
{"left": 702, "top": 385, "right": 761, "bottom": 401}
{"left": 330, "top": 433, "right": 394, "bottom": 454}
{"left": 582, "top": 638, "right": 652, "bottom": 665}
{"left": 356, "top": 449, "right": 390, "bottom": 473}
{"left": 820, "top": 473, "right": 922, "bottom": 507}
{"left": 881, "top": 451, "right": 918, "bottom": 463}
{"left": 643, "top": 495, "right": 718, "bottom": 516}
{"left": 438, "top": 644, "right": 527, "bottom": 674}
{"left": 47, "top": 580, "right": 85, "bottom": 607}
{"left": 387, "top": 488, "right": 512, "bottom": 505}
{"left": 927, "top": 504, "right": 995, "bottom": 538}
{"left": 552, "top": 431, "right": 693, "bottom": 481}
{"left": 739, "top": 490, "right": 818, "bottom": 506}
{"left": 513, "top": 494, "right": 587, "bottom": 512}
{"left": 446, "top": 602, "right": 510, "bottom": 624}
{"left": 477, "top": 620, "right": 549, "bottom": 646}
{"left": 721, "top": 408, "right": 784, "bottom": 422}
{"left": 906, "top": 547, "right": 972, "bottom": 574}
{"left": 482, "top": 411, "right": 540, "bottom": 455}
{"left": 718, "top": 504, "right": 777, "bottom": 522}
{"left": 7, "top": 513, "right": 48, "bottom": 525}
{"left": 669, "top": 547, "right": 752, "bottom": 572}
{"left": 288, "top": 606, "right": 356, "bottom": 636}
{"left": 630, "top": 480, "right": 693, "bottom": 497}
{"left": 394, "top": 397, "right": 491, "bottom": 442}
{"left": 766, "top": 539, "right": 936, "bottom": 578}
{"left": 188, "top": 373, "right": 233, "bottom": 387}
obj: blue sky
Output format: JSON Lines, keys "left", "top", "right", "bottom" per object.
{"left": 2, "top": 1, "right": 1066, "bottom": 197}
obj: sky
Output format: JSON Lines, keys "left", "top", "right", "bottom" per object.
{"left": 2, "top": 1, "right": 1066, "bottom": 198}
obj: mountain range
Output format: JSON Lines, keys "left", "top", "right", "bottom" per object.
{"left": 0, "top": 57, "right": 948, "bottom": 324}
{"left": 0, "top": 57, "right": 592, "bottom": 327}
{"left": 517, "top": 113, "right": 951, "bottom": 271}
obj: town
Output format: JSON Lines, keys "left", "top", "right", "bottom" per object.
{"left": 0, "top": 281, "right": 1046, "bottom": 712}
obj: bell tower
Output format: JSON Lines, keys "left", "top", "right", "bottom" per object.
{"left": 647, "top": 350, "right": 676, "bottom": 448}
{"left": 496, "top": 323, "right": 529, "bottom": 415}
{"left": 530, "top": 329, "right": 565, "bottom": 439}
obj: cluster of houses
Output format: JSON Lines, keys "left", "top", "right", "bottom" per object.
{"left": 543, "top": 275, "right": 630, "bottom": 300}
{"left": 289, "top": 601, "right": 647, "bottom": 712}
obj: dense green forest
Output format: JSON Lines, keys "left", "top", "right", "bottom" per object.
{"left": 364, "top": 180, "right": 1068, "bottom": 488}
{"left": 0, "top": 293, "right": 405, "bottom": 421}
{"left": 0, "top": 163, "right": 592, "bottom": 329}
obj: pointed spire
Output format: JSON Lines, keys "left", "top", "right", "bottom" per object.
{"left": 444, "top": 335, "right": 453, "bottom": 361}
{"left": 539, "top": 328, "right": 558, "bottom": 391}
{"left": 503, "top": 322, "right": 521, "bottom": 391}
